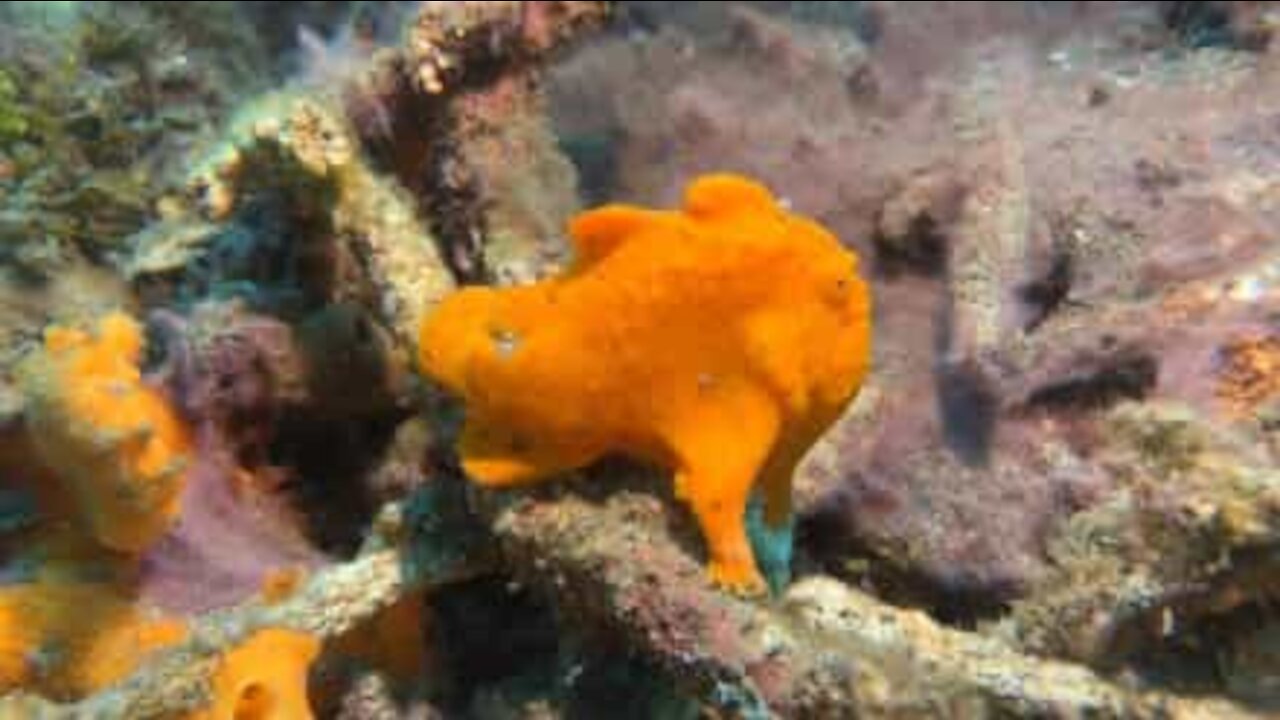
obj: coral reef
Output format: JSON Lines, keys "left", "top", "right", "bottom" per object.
{"left": 0, "top": 4, "right": 610, "bottom": 712}
{"left": 551, "top": 0, "right": 1280, "bottom": 607}
{"left": 4, "top": 0, "right": 1280, "bottom": 718}
{"left": 0, "top": 1, "right": 270, "bottom": 425}
{"left": 347, "top": 1, "right": 605, "bottom": 285}
{"left": 536, "top": 0, "right": 1280, "bottom": 709}
{"left": 0, "top": 307, "right": 330, "bottom": 717}
{"left": 125, "top": 0, "right": 610, "bottom": 388}
{"left": 137, "top": 93, "right": 454, "bottom": 348}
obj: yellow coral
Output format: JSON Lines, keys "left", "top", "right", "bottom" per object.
{"left": 0, "top": 583, "right": 186, "bottom": 700}
{"left": 19, "top": 311, "right": 192, "bottom": 553}
{"left": 419, "top": 174, "right": 873, "bottom": 594}
{"left": 1216, "top": 334, "right": 1280, "bottom": 416}
{"left": 189, "top": 628, "right": 320, "bottom": 720}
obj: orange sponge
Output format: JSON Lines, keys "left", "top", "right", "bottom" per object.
{"left": 0, "top": 583, "right": 186, "bottom": 699}
{"left": 190, "top": 628, "right": 320, "bottom": 720}
{"left": 19, "top": 311, "right": 192, "bottom": 553}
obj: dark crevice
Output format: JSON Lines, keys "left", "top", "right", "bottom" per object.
{"left": 1091, "top": 546, "right": 1280, "bottom": 710}
{"left": 272, "top": 407, "right": 407, "bottom": 557}
{"left": 1019, "top": 244, "right": 1074, "bottom": 333}
{"left": 1160, "top": 0, "right": 1270, "bottom": 52}
{"left": 872, "top": 213, "right": 948, "bottom": 279}
{"left": 1020, "top": 351, "right": 1158, "bottom": 413}
{"left": 796, "top": 491, "right": 1016, "bottom": 629}
{"left": 934, "top": 356, "right": 999, "bottom": 467}
{"left": 428, "top": 575, "right": 562, "bottom": 713}
{"left": 348, "top": 58, "right": 494, "bottom": 287}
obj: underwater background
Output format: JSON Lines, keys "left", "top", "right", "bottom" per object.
{"left": 0, "top": 1, "right": 1278, "bottom": 718}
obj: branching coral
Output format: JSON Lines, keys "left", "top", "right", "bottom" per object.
{"left": 19, "top": 2, "right": 1280, "bottom": 717}
{"left": 18, "top": 311, "right": 192, "bottom": 553}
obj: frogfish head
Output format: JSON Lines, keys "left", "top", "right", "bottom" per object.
{"left": 417, "top": 286, "right": 499, "bottom": 395}
{"left": 788, "top": 214, "right": 875, "bottom": 407}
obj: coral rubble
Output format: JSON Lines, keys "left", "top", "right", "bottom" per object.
{"left": 479, "top": 471, "right": 1260, "bottom": 718}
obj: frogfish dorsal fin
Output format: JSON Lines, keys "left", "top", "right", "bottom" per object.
{"left": 567, "top": 205, "right": 664, "bottom": 268}
{"left": 682, "top": 173, "right": 778, "bottom": 220}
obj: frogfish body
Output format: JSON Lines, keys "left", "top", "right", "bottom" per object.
{"left": 418, "top": 173, "right": 872, "bottom": 595}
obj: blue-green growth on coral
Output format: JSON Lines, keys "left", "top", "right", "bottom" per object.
{"left": 400, "top": 479, "right": 492, "bottom": 585}
{"left": 0, "top": 488, "right": 36, "bottom": 535}
{"left": 747, "top": 491, "right": 794, "bottom": 596}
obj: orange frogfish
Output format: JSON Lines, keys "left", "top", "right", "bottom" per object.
{"left": 418, "top": 174, "right": 872, "bottom": 595}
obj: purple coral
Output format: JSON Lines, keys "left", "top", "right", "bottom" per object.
{"left": 139, "top": 447, "right": 325, "bottom": 614}
{"left": 139, "top": 302, "right": 323, "bottom": 614}
{"left": 149, "top": 303, "right": 306, "bottom": 469}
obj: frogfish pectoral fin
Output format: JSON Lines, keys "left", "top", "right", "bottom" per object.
{"left": 457, "top": 417, "right": 583, "bottom": 487}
